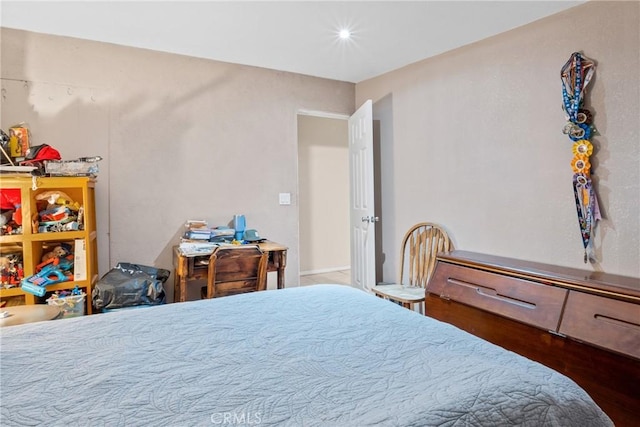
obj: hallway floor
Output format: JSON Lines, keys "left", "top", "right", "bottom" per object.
{"left": 299, "top": 269, "right": 352, "bottom": 287}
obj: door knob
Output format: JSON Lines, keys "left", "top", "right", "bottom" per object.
{"left": 361, "top": 216, "right": 380, "bottom": 223}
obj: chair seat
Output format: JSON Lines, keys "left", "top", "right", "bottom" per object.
{"left": 371, "top": 284, "right": 426, "bottom": 304}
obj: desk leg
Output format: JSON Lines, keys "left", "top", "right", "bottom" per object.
{"left": 173, "top": 271, "right": 186, "bottom": 303}
{"left": 277, "top": 266, "right": 285, "bottom": 289}
{"left": 173, "top": 271, "right": 179, "bottom": 302}
{"left": 173, "top": 254, "right": 188, "bottom": 302}
{"left": 179, "top": 273, "right": 187, "bottom": 302}
{"left": 275, "top": 250, "right": 287, "bottom": 289}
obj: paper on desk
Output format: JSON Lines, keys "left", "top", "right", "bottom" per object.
{"left": 179, "top": 242, "right": 218, "bottom": 256}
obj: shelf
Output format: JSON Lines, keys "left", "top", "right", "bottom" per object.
{"left": 0, "top": 287, "right": 25, "bottom": 297}
{"left": 0, "top": 235, "right": 24, "bottom": 244}
{"left": 0, "top": 175, "right": 98, "bottom": 314}
{"left": 30, "top": 231, "right": 87, "bottom": 242}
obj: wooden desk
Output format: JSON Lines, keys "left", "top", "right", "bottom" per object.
{"left": 172, "top": 241, "right": 288, "bottom": 302}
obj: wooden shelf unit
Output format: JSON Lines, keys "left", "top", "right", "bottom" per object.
{"left": 0, "top": 175, "right": 98, "bottom": 314}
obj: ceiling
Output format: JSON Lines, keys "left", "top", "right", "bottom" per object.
{"left": 1, "top": 1, "right": 584, "bottom": 83}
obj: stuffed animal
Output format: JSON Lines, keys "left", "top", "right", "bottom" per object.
{"left": 41, "top": 245, "right": 69, "bottom": 263}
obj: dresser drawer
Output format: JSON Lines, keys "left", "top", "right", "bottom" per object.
{"left": 559, "top": 291, "right": 640, "bottom": 360}
{"left": 428, "top": 262, "right": 568, "bottom": 331}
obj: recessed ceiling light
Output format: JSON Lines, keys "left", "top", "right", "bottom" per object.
{"left": 339, "top": 29, "right": 351, "bottom": 40}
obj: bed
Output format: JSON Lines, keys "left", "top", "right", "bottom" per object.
{"left": 1, "top": 285, "right": 612, "bottom": 426}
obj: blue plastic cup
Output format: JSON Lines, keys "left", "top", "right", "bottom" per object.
{"left": 234, "top": 214, "right": 246, "bottom": 240}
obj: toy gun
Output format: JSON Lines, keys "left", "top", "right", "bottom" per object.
{"left": 21, "top": 258, "right": 73, "bottom": 297}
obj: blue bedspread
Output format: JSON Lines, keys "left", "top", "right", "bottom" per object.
{"left": 0, "top": 285, "right": 612, "bottom": 426}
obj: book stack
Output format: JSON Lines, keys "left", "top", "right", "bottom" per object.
{"left": 179, "top": 220, "right": 216, "bottom": 256}
{"left": 184, "top": 220, "right": 212, "bottom": 240}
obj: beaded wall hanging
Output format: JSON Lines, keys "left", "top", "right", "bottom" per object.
{"left": 560, "top": 52, "right": 601, "bottom": 263}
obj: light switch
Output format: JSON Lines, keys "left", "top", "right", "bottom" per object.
{"left": 279, "top": 193, "right": 291, "bottom": 205}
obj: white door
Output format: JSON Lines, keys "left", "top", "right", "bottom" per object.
{"left": 349, "top": 100, "right": 376, "bottom": 291}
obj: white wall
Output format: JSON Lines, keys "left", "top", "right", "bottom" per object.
{"left": 297, "top": 115, "right": 350, "bottom": 274}
{"left": 1, "top": 28, "right": 355, "bottom": 300}
{"left": 358, "top": 1, "right": 640, "bottom": 280}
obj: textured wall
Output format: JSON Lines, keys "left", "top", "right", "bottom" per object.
{"left": 1, "top": 28, "right": 355, "bottom": 300}
{"left": 357, "top": 1, "right": 640, "bottom": 280}
{"left": 2, "top": 0, "right": 637, "bottom": 298}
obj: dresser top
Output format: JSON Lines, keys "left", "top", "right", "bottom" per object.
{"left": 437, "top": 250, "right": 640, "bottom": 301}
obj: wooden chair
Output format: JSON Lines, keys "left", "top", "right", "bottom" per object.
{"left": 201, "top": 246, "right": 268, "bottom": 299}
{"left": 371, "top": 222, "right": 452, "bottom": 311}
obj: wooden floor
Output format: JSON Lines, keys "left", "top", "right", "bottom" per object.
{"left": 299, "top": 269, "right": 352, "bottom": 287}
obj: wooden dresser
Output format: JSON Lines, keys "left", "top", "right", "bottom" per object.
{"left": 425, "top": 250, "right": 640, "bottom": 427}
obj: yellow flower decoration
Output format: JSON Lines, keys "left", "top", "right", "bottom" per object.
{"left": 572, "top": 140, "right": 593, "bottom": 157}
{"left": 571, "top": 155, "right": 591, "bottom": 174}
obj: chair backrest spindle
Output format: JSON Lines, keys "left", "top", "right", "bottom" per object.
{"left": 400, "top": 223, "right": 451, "bottom": 289}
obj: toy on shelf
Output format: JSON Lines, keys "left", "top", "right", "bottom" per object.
{"left": 33, "top": 190, "right": 83, "bottom": 233}
{"left": 0, "top": 187, "right": 23, "bottom": 235}
{"left": 51, "top": 285, "right": 83, "bottom": 298}
{"left": 20, "top": 255, "right": 74, "bottom": 297}
{"left": 46, "top": 286, "right": 86, "bottom": 318}
{"left": 36, "top": 190, "right": 80, "bottom": 211}
{"left": 45, "top": 156, "right": 102, "bottom": 177}
{"left": 41, "top": 245, "right": 69, "bottom": 263}
{"left": 0, "top": 254, "right": 24, "bottom": 288}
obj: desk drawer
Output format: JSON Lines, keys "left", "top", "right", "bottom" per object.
{"left": 188, "top": 256, "right": 210, "bottom": 278}
{"left": 559, "top": 291, "right": 640, "bottom": 360}
{"left": 428, "top": 262, "right": 567, "bottom": 331}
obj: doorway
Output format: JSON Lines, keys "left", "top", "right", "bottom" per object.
{"left": 297, "top": 112, "right": 350, "bottom": 283}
